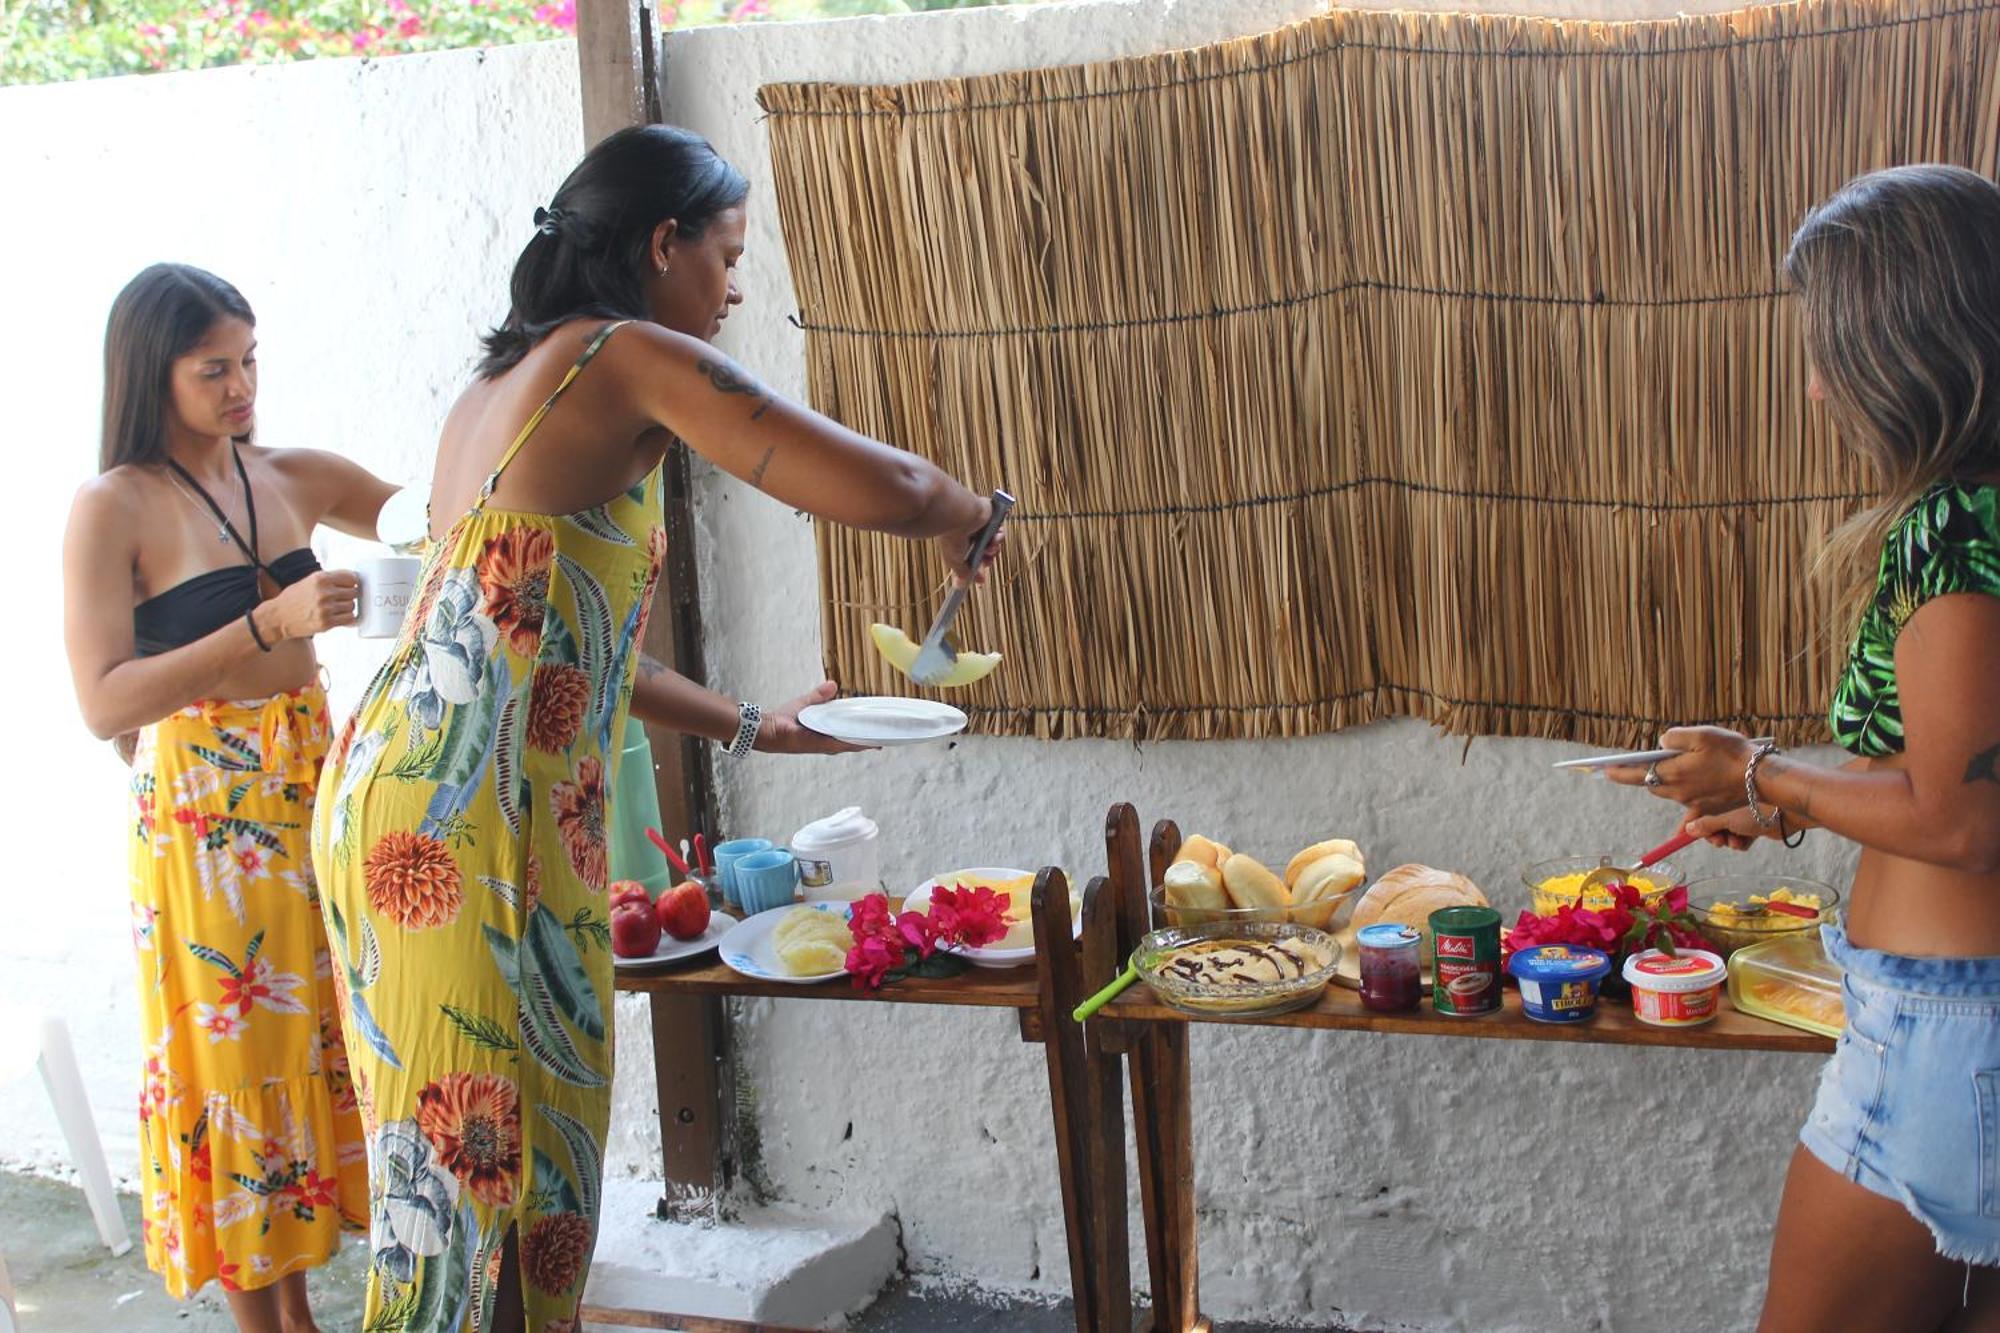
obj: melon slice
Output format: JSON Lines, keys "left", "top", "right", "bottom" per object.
{"left": 868, "top": 622, "right": 1002, "bottom": 689}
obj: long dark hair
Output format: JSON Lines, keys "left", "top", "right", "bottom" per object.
{"left": 100, "top": 264, "right": 256, "bottom": 473}
{"left": 477, "top": 124, "right": 750, "bottom": 378}
{"left": 1785, "top": 164, "right": 2000, "bottom": 630}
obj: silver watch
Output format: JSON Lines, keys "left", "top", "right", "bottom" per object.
{"left": 721, "top": 701, "right": 762, "bottom": 758}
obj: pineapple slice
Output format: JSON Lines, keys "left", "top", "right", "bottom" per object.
{"left": 777, "top": 939, "right": 848, "bottom": 976}
{"left": 868, "top": 623, "right": 1002, "bottom": 689}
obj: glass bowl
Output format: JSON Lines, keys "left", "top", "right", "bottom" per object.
{"left": 1134, "top": 921, "right": 1342, "bottom": 1018}
{"left": 1521, "top": 854, "right": 1687, "bottom": 917}
{"left": 1688, "top": 875, "right": 1840, "bottom": 958}
{"left": 1149, "top": 882, "right": 1361, "bottom": 933}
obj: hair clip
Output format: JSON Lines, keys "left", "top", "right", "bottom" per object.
{"left": 533, "top": 205, "right": 567, "bottom": 237}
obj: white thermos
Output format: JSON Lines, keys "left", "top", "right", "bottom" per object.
{"left": 791, "top": 807, "right": 883, "bottom": 902}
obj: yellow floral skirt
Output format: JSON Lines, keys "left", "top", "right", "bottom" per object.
{"left": 130, "top": 686, "right": 368, "bottom": 1297}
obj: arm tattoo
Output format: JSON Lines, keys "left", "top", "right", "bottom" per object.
{"left": 748, "top": 445, "right": 777, "bottom": 488}
{"left": 1966, "top": 740, "right": 2000, "bottom": 788}
{"left": 639, "top": 654, "right": 669, "bottom": 681}
{"left": 695, "top": 358, "right": 771, "bottom": 421}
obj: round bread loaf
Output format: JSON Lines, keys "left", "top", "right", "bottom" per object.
{"left": 1220, "top": 854, "right": 1289, "bottom": 910}
{"left": 1348, "top": 864, "right": 1488, "bottom": 957}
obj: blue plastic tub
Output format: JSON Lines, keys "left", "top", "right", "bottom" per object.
{"left": 1508, "top": 945, "right": 1614, "bottom": 1023}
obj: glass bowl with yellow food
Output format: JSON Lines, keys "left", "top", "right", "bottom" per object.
{"left": 1520, "top": 855, "right": 1687, "bottom": 917}
{"left": 1687, "top": 876, "right": 1840, "bottom": 958}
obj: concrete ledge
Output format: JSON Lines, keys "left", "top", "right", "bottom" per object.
{"left": 583, "top": 1178, "right": 900, "bottom": 1330}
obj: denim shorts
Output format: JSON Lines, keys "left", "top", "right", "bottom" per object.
{"left": 1800, "top": 924, "right": 2000, "bottom": 1265}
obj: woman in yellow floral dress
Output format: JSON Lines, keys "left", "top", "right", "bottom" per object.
{"left": 310, "top": 125, "right": 1004, "bottom": 1333}
{"left": 63, "top": 264, "right": 397, "bottom": 1332}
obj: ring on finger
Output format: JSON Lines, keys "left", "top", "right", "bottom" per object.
{"left": 1644, "top": 762, "right": 1663, "bottom": 789}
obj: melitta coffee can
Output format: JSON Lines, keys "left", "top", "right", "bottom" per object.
{"left": 1430, "top": 906, "right": 1503, "bottom": 1016}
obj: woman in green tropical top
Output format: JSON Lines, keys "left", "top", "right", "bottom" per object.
{"left": 309, "top": 126, "right": 1003, "bottom": 1333}
{"left": 1613, "top": 165, "right": 2000, "bottom": 1330}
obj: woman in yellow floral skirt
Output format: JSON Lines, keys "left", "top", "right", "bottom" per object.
{"left": 310, "top": 125, "right": 1004, "bottom": 1333}
{"left": 63, "top": 264, "right": 399, "bottom": 1332}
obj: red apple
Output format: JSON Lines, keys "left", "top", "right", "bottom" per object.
{"left": 610, "top": 900, "right": 662, "bottom": 958}
{"left": 656, "top": 880, "right": 711, "bottom": 942}
{"left": 609, "top": 880, "right": 652, "bottom": 912}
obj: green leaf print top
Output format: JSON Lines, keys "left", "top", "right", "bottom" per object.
{"left": 1829, "top": 482, "right": 2000, "bottom": 757}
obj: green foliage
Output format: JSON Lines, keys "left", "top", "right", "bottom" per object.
{"left": 1, "top": 0, "right": 1049, "bottom": 85}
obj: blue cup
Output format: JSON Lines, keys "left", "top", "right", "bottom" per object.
{"left": 712, "top": 838, "right": 774, "bottom": 909}
{"left": 735, "top": 849, "right": 801, "bottom": 915}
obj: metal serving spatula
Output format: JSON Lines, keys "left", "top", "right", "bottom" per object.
{"left": 910, "top": 490, "right": 1014, "bottom": 687}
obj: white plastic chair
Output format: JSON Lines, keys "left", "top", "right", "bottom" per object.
{"left": 0, "top": 1012, "right": 133, "bottom": 1271}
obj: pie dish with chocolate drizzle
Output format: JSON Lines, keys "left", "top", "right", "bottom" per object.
{"left": 1136, "top": 922, "right": 1341, "bottom": 1017}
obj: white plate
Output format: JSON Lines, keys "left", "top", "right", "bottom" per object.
{"left": 797, "top": 697, "right": 968, "bottom": 748}
{"left": 611, "top": 915, "right": 732, "bottom": 971}
{"left": 718, "top": 901, "right": 852, "bottom": 984}
{"left": 1551, "top": 747, "right": 1681, "bottom": 772}
{"left": 1553, "top": 737, "right": 1773, "bottom": 772}
{"left": 376, "top": 484, "right": 432, "bottom": 551}
{"left": 903, "top": 869, "right": 1079, "bottom": 969}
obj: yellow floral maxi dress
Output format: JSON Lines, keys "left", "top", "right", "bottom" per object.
{"left": 312, "top": 323, "right": 664, "bottom": 1331}
{"left": 130, "top": 686, "right": 369, "bottom": 1297}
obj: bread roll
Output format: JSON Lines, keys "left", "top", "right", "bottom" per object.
{"left": 1288, "top": 851, "right": 1366, "bottom": 928}
{"left": 1292, "top": 852, "right": 1366, "bottom": 906}
{"left": 1220, "top": 854, "right": 1289, "bottom": 911}
{"left": 1162, "top": 859, "right": 1228, "bottom": 913}
{"left": 1284, "top": 839, "right": 1363, "bottom": 888}
{"left": 1349, "top": 864, "right": 1488, "bottom": 958}
{"left": 1176, "top": 835, "right": 1232, "bottom": 872}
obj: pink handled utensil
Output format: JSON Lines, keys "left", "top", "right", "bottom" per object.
{"left": 645, "top": 828, "right": 691, "bottom": 878}
{"left": 1578, "top": 826, "right": 1702, "bottom": 895}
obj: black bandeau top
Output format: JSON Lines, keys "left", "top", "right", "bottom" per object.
{"left": 132, "top": 548, "right": 320, "bottom": 656}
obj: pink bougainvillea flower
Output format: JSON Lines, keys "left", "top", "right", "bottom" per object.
{"left": 895, "top": 909, "right": 940, "bottom": 960}
{"left": 844, "top": 934, "right": 901, "bottom": 991}
{"left": 928, "top": 885, "right": 1008, "bottom": 949}
{"left": 846, "top": 893, "right": 895, "bottom": 945}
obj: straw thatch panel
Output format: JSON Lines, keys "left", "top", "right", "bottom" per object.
{"left": 758, "top": 0, "right": 2000, "bottom": 744}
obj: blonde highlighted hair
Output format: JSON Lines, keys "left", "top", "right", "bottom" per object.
{"left": 1785, "top": 165, "right": 2000, "bottom": 635}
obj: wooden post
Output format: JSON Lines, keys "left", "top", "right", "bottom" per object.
{"left": 575, "top": 0, "right": 660, "bottom": 143}
{"left": 1134, "top": 817, "right": 1206, "bottom": 1333}
{"left": 574, "top": 0, "right": 729, "bottom": 1212}
{"left": 1035, "top": 870, "right": 1133, "bottom": 1333}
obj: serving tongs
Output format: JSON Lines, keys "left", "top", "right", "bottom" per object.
{"left": 909, "top": 490, "right": 1014, "bottom": 686}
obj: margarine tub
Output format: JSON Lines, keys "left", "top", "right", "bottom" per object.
{"left": 1508, "top": 945, "right": 1613, "bottom": 1024}
{"left": 1623, "top": 948, "right": 1727, "bottom": 1028}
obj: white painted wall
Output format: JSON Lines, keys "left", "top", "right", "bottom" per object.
{"left": 1, "top": 1, "right": 1850, "bottom": 1329}
{"left": 657, "top": 3, "right": 1843, "bottom": 1331}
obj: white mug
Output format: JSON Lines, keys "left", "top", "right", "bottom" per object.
{"left": 355, "top": 555, "right": 421, "bottom": 639}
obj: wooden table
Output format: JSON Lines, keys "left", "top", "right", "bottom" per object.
{"left": 598, "top": 895, "right": 1131, "bottom": 1333}
{"left": 1031, "top": 804, "right": 1839, "bottom": 1333}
